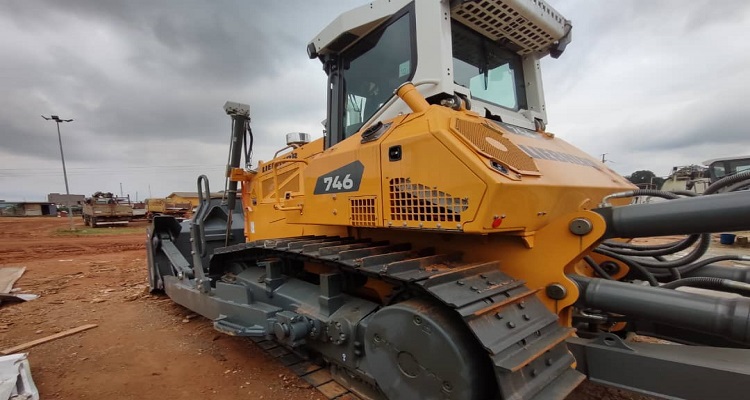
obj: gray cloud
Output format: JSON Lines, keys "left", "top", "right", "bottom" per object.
{"left": 1, "top": 0, "right": 749, "bottom": 202}
{"left": 544, "top": 0, "right": 750, "bottom": 177}
{"left": 0, "top": 0, "right": 358, "bottom": 200}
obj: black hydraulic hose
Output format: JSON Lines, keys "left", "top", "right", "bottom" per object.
{"left": 607, "top": 234, "right": 710, "bottom": 279}
{"left": 601, "top": 234, "right": 699, "bottom": 257}
{"left": 726, "top": 180, "right": 750, "bottom": 192}
{"left": 667, "top": 190, "right": 700, "bottom": 197}
{"left": 602, "top": 238, "right": 689, "bottom": 251}
{"left": 676, "top": 255, "right": 747, "bottom": 276}
{"left": 622, "top": 189, "right": 681, "bottom": 200}
{"left": 593, "top": 248, "right": 659, "bottom": 286}
{"left": 661, "top": 277, "right": 750, "bottom": 295}
{"left": 682, "top": 261, "right": 750, "bottom": 283}
{"left": 704, "top": 170, "right": 750, "bottom": 194}
{"left": 627, "top": 233, "right": 711, "bottom": 269}
{"left": 642, "top": 268, "right": 674, "bottom": 280}
{"left": 644, "top": 255, "right": 748, "bottom": 281}
{"left": 583, "top": 256, "right": 613, "bottom": 280}
{"left": 599, "top": 189, "right": 697, "bottom": 253}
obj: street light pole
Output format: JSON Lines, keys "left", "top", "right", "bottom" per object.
{"left": 42, "top": 115, "right": 75, "bottom": 230}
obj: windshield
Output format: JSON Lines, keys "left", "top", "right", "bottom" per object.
{"left": 452, "top": 20, "right": 527, "bottom": 111}
{"left": 341, "top": 13, "right": 413, "bottom": 138}
{"left": 710, "top": 158, "right": 750, "bottom": 180}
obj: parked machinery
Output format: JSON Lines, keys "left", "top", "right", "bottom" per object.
{"left": 82, "top": 192, "right": 133, "bottom": 228}
{"left": 145, "top": 198, "right": 192, "bottom": 221}
{"left": 147, "top": 1, "right": 750, "bottom": 399}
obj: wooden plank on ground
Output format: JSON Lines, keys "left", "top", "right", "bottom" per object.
{"left": 302, "top": 368, "right": 333, "bottom": 387}
{"left": 268, "top": 346, "right": 289, "bottom": 358}
{"left": 1, "top": 324, "right": 98, "bottom": 355}
{"left": 279, "top": 353, "right": 302, "bottom": 366}
{"left": 290, "top": 361, "right": 322, "bottom": 376}
{"left": 256, "top": 340, "right": 278, "bottom": 350}
{"left": 316, "top": 381, "right": 348, "bottom": 399}
{"left": 337, "top": 394, "right": 363, "bottom": 400}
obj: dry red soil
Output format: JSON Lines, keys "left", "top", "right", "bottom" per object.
{"left": 0, "top": 217, "right": 648, "bottom": 399}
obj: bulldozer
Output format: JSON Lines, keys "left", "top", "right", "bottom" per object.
{"left": 147, "top": 0, "right": 750, "bottom": 399}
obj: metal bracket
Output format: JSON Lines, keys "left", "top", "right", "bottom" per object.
{"left": 567, "top": 334, "right": 750, "bottom": 400}
{"left": 260, "top": 259, "right": 285, "bottom": 296}
{"left": 319, "top": 273, "right": 344, "bottom": 316}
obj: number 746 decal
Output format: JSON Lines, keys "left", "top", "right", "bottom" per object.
{"left": 313, "top": 161, "right": 364, "bottom": 194}
{"left": 323, "top": 175, "right": 354, "bottom": 191}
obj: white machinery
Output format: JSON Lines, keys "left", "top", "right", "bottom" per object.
{"left": 307, "top": 0, "right": 571, "bottom": 145}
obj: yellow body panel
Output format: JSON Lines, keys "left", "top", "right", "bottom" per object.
{"left": 237, "top": 98, "right": 634, "bottom": 316}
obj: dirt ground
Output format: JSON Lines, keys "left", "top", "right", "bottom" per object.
{"left": 4, "top": 217, "right": 738, "bottom": 399}
{"left": 0, "top": 217, "right": 323, "bottom": 400}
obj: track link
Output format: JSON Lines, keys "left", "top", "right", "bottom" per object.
{"left": 213, "top": 236, "right": 584, "bottom": 399}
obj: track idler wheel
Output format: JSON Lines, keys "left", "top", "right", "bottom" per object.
{"left": 364, "top": 299, "right": 494, "bottom": 399}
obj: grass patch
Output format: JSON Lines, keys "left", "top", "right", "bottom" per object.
{"left": 55, "top": 226, "right": 146, "bottom": 236}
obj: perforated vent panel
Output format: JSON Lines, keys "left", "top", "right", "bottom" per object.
{"left": 350, "top": 197, "right": 377, "bottom": 227}
{"left": 454, "top": 119, "right": 539, "bottom": 174}
{"left": 451, "top": 0, "right": 566, "bottom": 55}
{"left": 389, "top": 178, "right": 468, "bottom": 223}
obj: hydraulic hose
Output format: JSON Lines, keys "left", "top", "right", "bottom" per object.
{"left": 593, "top": 183, "right": 750, "bottom": 286}
{"left": 726, "top": 181, "right": 750, "bottom": 192}
{"left": 601, "top": 234, "right": 699, "bottom": 257}
{"left": 676, "top": 255, "right": 748, "bottom": 276}
{"left": 583, "top": 256, "right": 613, "bottom": 280}
{"left": 602, "top": 237, "right": 692, "bottom": 251}
{"left": 628, "top": 233, "right": 711, "bottom": 269}
{"left": 601, "top": 188, "right": 681, "bottom": 207}
{"left": 661, "top": 277, "right": 750, "bottom": 296}
{"left": 704, "top": 170, "right": 750, "bottom": 195}
{"left": 597, "top": 190, "right": 701, "bottom": 264}
{"left": 593, "top": 248, "right": 658, "bottom": 286}
{"left": 683, "top": 261, "right": 750, "bottom": 283}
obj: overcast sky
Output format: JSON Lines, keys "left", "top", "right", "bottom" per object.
{"left": 1, "top": 0, "right": 748, "bottom": 202}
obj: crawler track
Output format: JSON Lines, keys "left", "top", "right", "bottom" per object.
{"left": 210, "top": 235, "right": 584, "bottom": 399}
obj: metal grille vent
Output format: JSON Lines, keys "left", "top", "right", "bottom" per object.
{"left": 350, "top": 197, "right": 377, "bottom": 227}
{"left": 451, "top": 0, "right": 566, "bottom": 55}
{"left": 454, "top": 119, "right": 539, "bottom": 174}
{"left": 389, "top": 178, "right": 468, "bottom": 223}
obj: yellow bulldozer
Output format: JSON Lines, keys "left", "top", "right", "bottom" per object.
{"left": 147, "top": 1, "right": 750, "bottom": 399}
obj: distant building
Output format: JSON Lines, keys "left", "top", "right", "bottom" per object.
{"left": 0, "top": 202, "right": 57, "bottom": 217}
{"left": 48, "top": 193, "right": 85, "bottom": 207}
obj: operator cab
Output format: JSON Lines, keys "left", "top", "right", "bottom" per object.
{"left": 704, "top": 155, "right": 750, "bottom": 183}
{"left": 308, "top": 0, "right": 571, "bottom": 148}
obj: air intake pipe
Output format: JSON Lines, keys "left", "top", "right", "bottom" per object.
{"left": 395, "top": 82, "right": 430, "bottom": 113}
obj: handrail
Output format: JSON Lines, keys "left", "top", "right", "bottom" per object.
{"left": 268, "top": 158, "right": 308, "bottom": 211}
{"left": 195, "top": 175, "right": 211, "bottom": 257}
{"left": 273, "top": 144, "right": 301, "bottom": 159}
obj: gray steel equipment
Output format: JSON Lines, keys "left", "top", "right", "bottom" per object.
{"left": 146, "top": 0, "right": 750, "bottom": 397}
{"left": 147, "top": 100, "right": 750, "bottom": 400}
{"left": 595, "top": 190, "right": 750, "bottom": 238}
{"left": 571, "top": 275, "right": 750, "bottom": 347}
